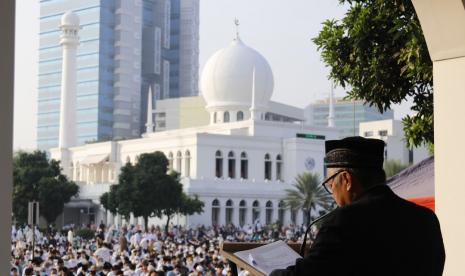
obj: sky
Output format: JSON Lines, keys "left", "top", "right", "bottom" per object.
{"left": 13, "top": 0, "right": 413, "bottom": 150}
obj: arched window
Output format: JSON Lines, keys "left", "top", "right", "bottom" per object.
{"left": 266, "top": 201, "right": 273, "bottom": 225}
{"left": 224, "top": 111, "right": 230, "bottom": 123}
{"left": 212, "top": 199, "right": 220, "bottom": 226}
{"left": 168, "top": 152, "right": 174, "bottom": 171}
{"left": 239, "top": 200, "right": 247, "bottom": 227}
{"left": 228, "top": 151, "right": 235, "bottom": 179}
{"left": 240, "top": 152, "right": 248, "bottom": 179}
{"left": 185, "top": 150, "right": 191, "bottom": 177}
{"left": 225, "top": 199, "right": 234, "bottom": 225}
{"left": 215, "top": 150, "right": 223, "bottom": 178}
{"left": 276, "top": 154, "right": 283, "bottom": 181}
{"left": 213, "top": 112, "right": 217, "bottom": 123}
{"left": 278, "top": 201, "right": 285, "bottom": 224}
{"left": 264, "top": 153, "right": 272, "bottom": 180}
{"left": 237, "top": 111, "right": 244, "bottom": 121}
{"left": 252, "top": 200, "right": 260, "bottom": 223}
{"left": 176, "top": 151, "right": 182, "bottom": 174}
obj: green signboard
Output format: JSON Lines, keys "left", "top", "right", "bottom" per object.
{"left": 296, "top": 133, "right": 326, "bottom": 140}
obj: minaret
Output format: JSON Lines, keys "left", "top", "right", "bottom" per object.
{"left": 250, "top": 68, "right": 260, "bottom": 121}
{"left": 145, "top": 86, "right": 154, "bottom": 133}
{"left": 328, "top": 82, "right": 335, "bottom": 128}
{"left": 58, "top": 11, "right": 80, "bottom": 148}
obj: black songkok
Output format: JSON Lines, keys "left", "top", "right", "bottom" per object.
{"left": 324, "top": 136, "right": 385, "bottom": 169}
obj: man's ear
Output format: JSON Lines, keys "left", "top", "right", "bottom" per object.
{"left": 343, "top": 171, "right": 352, "bottom": 191}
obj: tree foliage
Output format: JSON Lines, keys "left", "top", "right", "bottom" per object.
{"left": 102, "top": 151, "right": 204, "bottom": 230}
{"left": 13, "top": 151, "right": 79, "bottom": 225}
{"left": 283, "top": 172, "right": 333, "bottom": 224}
{"left": 313, "top": 0, "right": 432, "bottom": 148}
{"left": 384, "top": 159, "right": 409, "bottom": 178}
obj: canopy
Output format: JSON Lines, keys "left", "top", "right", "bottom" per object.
{"left": 387, "top": 156, "right": 435, "bottom": 211}
{"left": 80, "top": 154, "right": 109, "bottom": 165}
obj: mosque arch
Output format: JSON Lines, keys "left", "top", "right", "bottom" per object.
{"left": 278, "top": 200, "right": 285, "bottom": 224}
{"left": 264, "top": 153, "right": 272, "bottom": 180}
{"left": 225, "top": 199, "right": 234, "bottom": 225}
{"left": 237, "top": 111, "right": 244, "bottom": 121}
{"left": 239, "top": 200, "right": 247, "bottom": 227}
{"left": 240, "top": 152, "right": 248, "bottom": 179}
{"left": 266, "top": 201, "right": 273, "bottom": 225}
{"left": 224, "top": 111, "right": 230, "bottom": 123}
{"left": 228, "top": 151, "right": 236, "bottom": 179}
{"left": 212, "top": 199, "right": 220, "bottom": 225}
{"left": 276, "top": 154, "right": 283, "bottom": 181}
{"left": 252, "top": 200, "right": 260, "bottom": 223}
{"left": 215, "top": 150, "right": 223, "bottom": 178}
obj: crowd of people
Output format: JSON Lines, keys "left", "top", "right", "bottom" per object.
{"left": 10, "top": 221, "right": 309, "bottom": 276}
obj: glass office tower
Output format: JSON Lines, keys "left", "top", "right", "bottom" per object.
{"left": 37, "top": 0, "right": 199, "bottom": 150}
{"left": 306, "top": 98, "right": 394, "bottom": 138}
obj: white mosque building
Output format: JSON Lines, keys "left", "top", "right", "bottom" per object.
{"left": 50, "top": 11, "right": 339, "bottom": 228}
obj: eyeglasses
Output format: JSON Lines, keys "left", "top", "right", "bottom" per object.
{"left": 321, "top": 169, "right": 347, "bottom": 194}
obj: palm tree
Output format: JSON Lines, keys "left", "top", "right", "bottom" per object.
{"left": 283, "top": 172, "right": 333, "bottom": 225}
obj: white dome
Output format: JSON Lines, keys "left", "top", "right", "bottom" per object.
{"left": 201, "top": 38, "right": 274, "bottom": 110}
{"left": 61, "top": 11, "right": 80, "bottom": 27}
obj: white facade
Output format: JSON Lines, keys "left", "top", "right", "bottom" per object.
{"left": 51, "top": 119, "right": 338, "bottom": 227}
{"left": 359, "top": 119, "right": 429, "bottom": 165}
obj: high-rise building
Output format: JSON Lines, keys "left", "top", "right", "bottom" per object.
{"left": 37, "top": 0, "right": 199, "bottom": 150}
{"left": 305, "top": 97, "right": 394, "bottom": 138}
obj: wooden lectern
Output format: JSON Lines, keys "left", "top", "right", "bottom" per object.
{"left": 220, "top": 242, "right": 302, "bottom": 276}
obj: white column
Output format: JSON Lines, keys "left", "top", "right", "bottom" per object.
{"left": 272, "top": 201, "right": 279, "bottom": 223}
{"left": 58, "top": 11, "right": 80, "bottom": 149}
{"left": 218, "top": 200, "right": 225, "bottom": 226}
{"left": 108, "top": 166, "right": 113, "bottom": 183}
{"left": 101, "top": 165, "right": 106, "bottom": 182}
{"left": 85, "top": 166, "right": 90, "bottom": 183}
{"left": 79, "top": 165, "right": 83, "bottom": 181}
{"left": 412, "top": 2, "right": 465, "bottom": 274}
{"left": 259, "top": 200, "right": 266, "bottom": 225}
{"left": 233, "top": 206, "right": 240, "bottom": 227}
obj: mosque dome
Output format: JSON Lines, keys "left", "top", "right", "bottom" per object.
{"left": 201, "top": 38, "right": 274, "bottom": 111}
{"left": 61, "top": 11, "right": 80, "bottom": 27}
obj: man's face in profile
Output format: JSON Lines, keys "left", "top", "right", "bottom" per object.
{"left": 326, "top": 168, "right": 353, "bottom": 207}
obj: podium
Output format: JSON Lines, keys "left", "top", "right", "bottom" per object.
{"left": 220, "top": 242, "right": 302, "bottom": 276}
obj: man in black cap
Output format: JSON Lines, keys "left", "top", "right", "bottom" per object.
{"left": 271, "top": 136, "right": 445, "bottom": 276}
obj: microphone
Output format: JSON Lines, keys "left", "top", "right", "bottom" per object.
{"left": 299, "top": 208, "right": 338, "bottom": 257}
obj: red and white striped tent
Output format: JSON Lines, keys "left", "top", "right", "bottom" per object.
{"left": 387, "top": 156, "right": 435, "bottom": 211}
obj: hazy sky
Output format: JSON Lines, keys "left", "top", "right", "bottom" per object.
{"left": 13, "top": 0, "right": 412, "bottom": 150}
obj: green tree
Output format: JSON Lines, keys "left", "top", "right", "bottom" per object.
{"left": 384, "top": 159, "right": 409, "bottom": 178}
{"left": 161, "top": 173, "right": 204, "bottom": 232}
{"left": 283, "top": 173, "right": 333, "bottom": 225}
{"left": 102, "top": 151, "right": 204, "bottom": 230}
{"left": 313, "top": 0, "right": 432, "bottom": 148}
{"left": 13, "top": 151, "right": 79, "bottom": 225}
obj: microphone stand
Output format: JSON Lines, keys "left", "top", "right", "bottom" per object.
{"left": 299, "top": 208, "right": 337, "bottom": 257}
